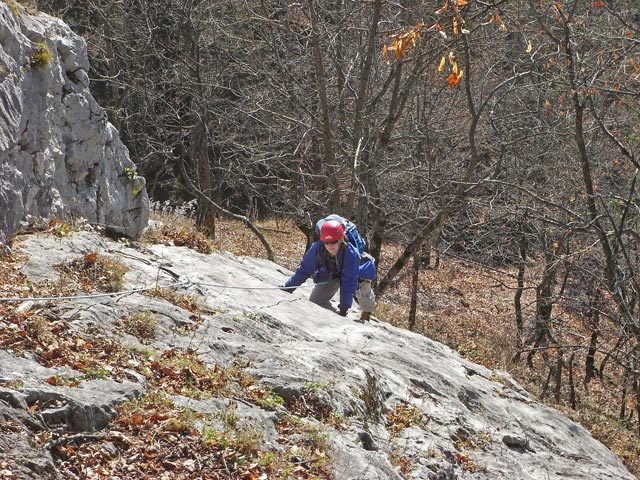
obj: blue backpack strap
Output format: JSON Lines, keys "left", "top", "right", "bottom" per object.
{"left": 344, "top": 223, "right": 367, "bottom": 255}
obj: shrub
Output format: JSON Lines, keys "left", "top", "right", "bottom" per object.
{"left": 30, "top": 42, "right": 52, "bottom": 69}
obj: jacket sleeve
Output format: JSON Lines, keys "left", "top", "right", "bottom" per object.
{"left": 358, "top": 252, "right": 376, "bottom": 280}
{"left": 285, "top": 242, "right": 319, "bottom": 288}
{"left": 338, "top": 244, "right": 360, "bottom": 310}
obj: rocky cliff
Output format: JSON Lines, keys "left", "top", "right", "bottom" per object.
{"left": 0, "top": 230, "right": 635, "bottom": 479}
{"left": 0, "top": 3, "right": 148, "bottom": 250}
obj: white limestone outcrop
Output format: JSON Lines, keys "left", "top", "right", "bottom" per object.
{"left": 0, "top": 3, "right": 148, "bottom": 248}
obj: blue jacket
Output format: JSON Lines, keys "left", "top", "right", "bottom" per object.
{"left": 284, "top": 241, "right": 376, "bottom": 310}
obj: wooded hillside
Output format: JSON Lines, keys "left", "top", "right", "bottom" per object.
{"left": 31, "top": 0, "right": 640, "bottom": 473}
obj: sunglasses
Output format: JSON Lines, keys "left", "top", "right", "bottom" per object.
{"left": 323, "top": 240, "right": 339, "bottom": 246}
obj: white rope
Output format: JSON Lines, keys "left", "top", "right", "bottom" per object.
{"left": 0, "top": 280, "right": 189, "bottom": 303}
{"left": 0, "top": 278, "right": 326, "bottom": 303}
{"left": 196, "top": 281, "right": 323, "bottom": 290}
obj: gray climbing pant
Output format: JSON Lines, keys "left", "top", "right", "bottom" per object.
{"left": 309, "top": 279, "right": 376, "bottom": 313}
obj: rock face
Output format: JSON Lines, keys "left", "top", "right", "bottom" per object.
{"left": 0, "top": 3, "right": 149, "bottom": 248}
{"left": 1, "top": 230, "right": 636, "bottom": 480}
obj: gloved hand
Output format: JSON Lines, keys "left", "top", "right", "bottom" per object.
{"left": 339, "top": 308, "right": 348, "bottom": 317}
{"left": 279, "top": 285, "right": 295, "bottom": 294}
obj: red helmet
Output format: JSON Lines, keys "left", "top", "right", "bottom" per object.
{"left": 320, "top": 220, "right": 345, "bottom": 243}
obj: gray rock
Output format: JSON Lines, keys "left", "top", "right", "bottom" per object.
{"left": 1, "top": 230, "right": 636, "bottom": 480}
{"left": 0, "top": 3, "right": 148, "bottom": 246}
{"left": 0, "top": 434, "right": 57, "bottom": 480}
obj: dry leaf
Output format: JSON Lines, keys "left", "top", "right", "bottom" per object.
{"left": 435, "top": 1, "right": 448, "bottom": 14}
{"left": 447, "top": 71, "right": 462, "bottom": 88}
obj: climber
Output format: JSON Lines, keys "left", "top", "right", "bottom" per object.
{"left": 280, "top": 219, "right": 376, "bottom": 322}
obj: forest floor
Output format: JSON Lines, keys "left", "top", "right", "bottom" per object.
{"left": 190, "top": 214, "right": 640, "bottom": 478}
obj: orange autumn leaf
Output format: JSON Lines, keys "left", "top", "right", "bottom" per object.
{"left": 447, "top": 71, "right": 463, "bottom": 88}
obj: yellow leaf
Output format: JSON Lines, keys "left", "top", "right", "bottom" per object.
{"left": 453, "top": 17, "right": 458, "bottom": 35}
{"left": 456, "top": 0, "right": 469, "bottom": 4}
{"left": 526, "top": 40, "right": 532, "bottom": 53}
{"left": 452, "top": 61, "right": 459, "bottom": 74}
{"left": 435, "top": 1, "right": 448, "bottom": 14}
{"left": 438, "top": 56, "right": 446, "bottom": 72}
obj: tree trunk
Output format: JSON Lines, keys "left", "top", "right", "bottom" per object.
{"left": 554, "top": 351, "right": 564, "bottom": 403}
{"left": 584, "top": 288, "right": 602, "bottom": 385}
{"left": 308, "top": 0, "right": 340, "bottom": 212}
{"left": 568, "top": 352, "right": 577, "bottom": 409}
{"left": 408, "top": 250, "right": 421, "bottom": 331}
{"left": 376, "top": 211, "right": 443, "bottom": 297}
{"left": 514, "top": 230, "right": 527, "bottom": 342}
{"left": 525, "top": 243, "right": 557, "bottom": 368}
{"left": 345, "top": 0, "right": 382, "bottom": 218}
{"left": 193, "top": 118, "right": 216, "bottom": 237}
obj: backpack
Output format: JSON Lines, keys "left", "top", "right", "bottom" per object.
{"left": 315, "top": 214, "right": 367, "bottom": 255}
